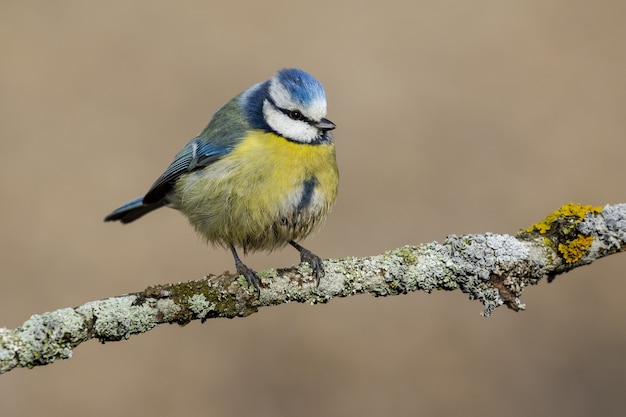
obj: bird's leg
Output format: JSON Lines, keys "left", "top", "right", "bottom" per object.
{"left": 230, "top": 245, "right": 260, "bottom": 297}
{"left": 289, "top": 240, "right": 324, "bottom": 285}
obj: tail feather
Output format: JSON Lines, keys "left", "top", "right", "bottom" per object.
{"left": 104, "top": 197, "right": 167, "bottom": 224}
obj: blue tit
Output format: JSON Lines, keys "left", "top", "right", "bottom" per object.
{"left": 105, "top": 68, "right": 339, "bottom": 295}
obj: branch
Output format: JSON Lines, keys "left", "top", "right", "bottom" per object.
{"left": 2, "top": 202, "right": 625, "bottom": 374}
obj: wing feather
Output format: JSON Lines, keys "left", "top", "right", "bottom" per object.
{"left": 141, "top": 94, "right": 251, "bottom": 205}
{"left": 142, "top": 140, "right": 230, "bottom": 204}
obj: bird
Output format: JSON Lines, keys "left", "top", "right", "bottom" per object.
{"left": 104, "top": 68, "right": 338, "bottom": 296}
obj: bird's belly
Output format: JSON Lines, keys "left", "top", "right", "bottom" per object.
{"left": 174, "top": 132, "right": 338, "bottom": 251}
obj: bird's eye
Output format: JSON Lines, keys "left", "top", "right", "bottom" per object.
{"left": 288, "top": 110, "right": 304, "bottom": 121}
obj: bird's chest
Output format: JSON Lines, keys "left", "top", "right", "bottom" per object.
{"left": 176, "top": 132, "right": 338, "bottom": 246}
{"left": 225, "top": 132, "right": 337, "bottom": 214}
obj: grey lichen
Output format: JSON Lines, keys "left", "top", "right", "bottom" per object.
{"left": 156, "top": 299, "right": 182, "bottom": 322}
{"left": 579, "top": 204, "right": 626, "bottom": 255}
{"left": 0, "top": 308, "right": 87, "bottom": 371}
{"left": 442, "top": 233, "right": 535, "bottom": 316}
{"left": 76, "top": 296, "right": 156, "bottom": 342}
{"left": 187, "top": 294, "right": 215, "bottom": 320}
{"left": 0, "top": 329, "right": 20, "bottom": 372}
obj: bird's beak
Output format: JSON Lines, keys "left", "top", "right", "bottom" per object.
{"left": 316, "top": 118, "right": 336, "bottom": 131}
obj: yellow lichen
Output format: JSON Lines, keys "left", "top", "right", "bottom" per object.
{"left": 523, "top": 202, "right": 601, "bottom": 264}
{"left": 558, "top": 235, "right": 594, "bottom": 263}
{"left": 525, "top": 202, "right": 602, "bottom": 234}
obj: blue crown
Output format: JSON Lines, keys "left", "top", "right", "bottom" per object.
{"left": 275, "top": 68, "right": 326, "bottom": 106}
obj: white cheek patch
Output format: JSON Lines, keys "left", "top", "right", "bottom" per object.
{"left": 263, "top": 100, "right": 318, "bottom": 143}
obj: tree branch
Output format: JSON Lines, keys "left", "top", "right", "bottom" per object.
{"left": 2, "top": 202, "right": 625, "bottom": 374}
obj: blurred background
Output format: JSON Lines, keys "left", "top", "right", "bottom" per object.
{"left": 1, "top": 1, "right": 625, "bottom": 416}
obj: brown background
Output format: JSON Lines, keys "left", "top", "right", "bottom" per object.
{"left": 1, "top": 1, "right": 625, "bottom": 416}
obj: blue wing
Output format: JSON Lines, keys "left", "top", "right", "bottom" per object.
{"left": 105, "top": 94, "right": 251, "bottom": 223}
{"left": 143, "top": 94, "right": 251, "bottom": 204}
{"left": 142, "top": 139, "right": 230, "bottom": 204}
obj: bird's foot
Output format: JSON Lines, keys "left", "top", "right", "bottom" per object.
{"left": 230, "top": 245, "right": 261, "bottom": 297}
{"left": 289, "top": 241, "right": 325, "bottom": 286}
{"left": 235, "top": 261, "right": 261, "bottom": 297}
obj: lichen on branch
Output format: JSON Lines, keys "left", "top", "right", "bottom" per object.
{"left": 1, "top": 202, "right": 625, "bottom": 374}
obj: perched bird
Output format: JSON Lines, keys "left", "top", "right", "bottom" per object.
{"left": 105, "top": 68, "right": 338, "bottom": 295}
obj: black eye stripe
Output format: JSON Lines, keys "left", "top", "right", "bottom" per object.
{"left": 266, "top": 97, "right": 316, "bottom": 126}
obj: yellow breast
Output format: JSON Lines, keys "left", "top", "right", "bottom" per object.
{"left": 174, "top": 131, "right": 338, "bottom": 251}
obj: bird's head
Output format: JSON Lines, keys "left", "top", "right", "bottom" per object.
{"left": 241, "top": 68, "right": 335, "bottom": 144}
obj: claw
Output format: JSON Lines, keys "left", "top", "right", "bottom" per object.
{"left": 230, "top": 245, "right": 261, "bottom": 297}
{"left": 289, "top": 240, "right": 325, "bottom": 285}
